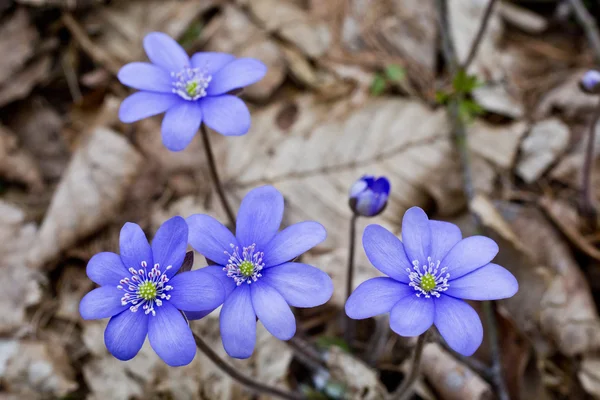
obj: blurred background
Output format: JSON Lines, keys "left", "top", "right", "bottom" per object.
{"left": 2, "top": 0, "right": 600, "bottom": 399}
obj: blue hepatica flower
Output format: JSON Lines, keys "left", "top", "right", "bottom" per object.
{"left": 345, "top": 207, "right": 518, "bottom": 356}
{"left": 349, "top": 175, "right": 390, "bottom": 217}
{"left": 186, "top": 185, "right": 333, "bottom": 359}
{"left": 581, "top": 70, "right": 600, "bottom": 94}
{"left": 79, "top": 217, "right": 225, "bottom": 366}
{"left": 118, "top": 32, "right": 267, "bottom": 151}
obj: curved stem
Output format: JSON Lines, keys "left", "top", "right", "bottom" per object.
{"left": 201, "top": 124, "right": 236, "bottom": 227}
{"left": 388, "top": 331, "right": 429, "bottom": 400}
{"left": 580, "top": 98, "right": 600, "bottom": 224}
{"left": 193, "top": 333, "right": 305, "bottom": 400}
{"left": 462, "top": 0, "right": 498, "bottom": 71}
{"left": 343, "top": 214, "right": 358, "bottom": 345}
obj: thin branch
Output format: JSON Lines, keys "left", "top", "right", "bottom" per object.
{"left": 567, "top": 0, "right": 600, "bottom": 64}
{"left": 437, "top": 337, "right": 492, "bottom": 383}
{"left": 387, "top": 332, "right": 429, "bottom": 400}
{"left": 201, "top": 125, "right": 236, "bottom": 227}
{"left": 343, "top": 214, "right": 359, "bottom": 346}
{"left": 462, "top": 0, "right": 498, "bottom": 71}
{"left": 580, "top": 98, "right": 600, "bottom": 224}
{"left": 193, "top": 333, "right": 305, "bottom": 400}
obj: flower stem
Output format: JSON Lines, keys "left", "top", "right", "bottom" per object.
{"left": 388, "top": 331, "right": 429, "bottom": 400}
{"left": 343, "top": 213, "right": 358, "bottom": 346}
{"left": 200, "top": 124, "right": 236, "bottom": 227}
{"left": 462, "top": 0, "right": 498, "bottom": 71}
{"left": 580, "top": 98, "right": 600, "bottom": 225}
{"left": 193, "top": 333, "right": 305, "bottom": 400}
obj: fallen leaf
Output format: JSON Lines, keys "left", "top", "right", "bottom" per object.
{"left": 0, "top": 124, "right": 43, "bottom": 191}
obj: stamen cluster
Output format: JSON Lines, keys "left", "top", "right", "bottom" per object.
{"left": 117, "top": 261, "right": 173, "bottom": 316}
{"left": 171, "top": 67, "right": 211, "bottom": 100}
{"left": 407, "top": 256, "right": 450, "bottom": 298}
{"left": 224, "top": 244, "right": 265, "bottom": 285}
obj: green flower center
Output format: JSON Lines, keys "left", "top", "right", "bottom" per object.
{"left": 138, "top": 281, "right": 157, "bottom": 300}
{"left": 239, "top": 260, "right": 255, "bottom": 277}
{"left": 420, "top": 273, "right": 436, "bottom": 292}
{"left": 186, "top": 81, "right": 199, "bottom": 97}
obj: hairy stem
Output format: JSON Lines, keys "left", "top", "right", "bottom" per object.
{"left": 201, "top": 125, "right": 236, "bottom": 227}
{"left": 193, "top": 333, "right": 305, "bottom": 400}
{"left": 580, "top": 98, "right": 600, "bottom": 224}
{"left": 343, "top": 214, "right": 359, "bottom": 346}
{"left": 388, "top": 332, "right": 429, "bottom": 400}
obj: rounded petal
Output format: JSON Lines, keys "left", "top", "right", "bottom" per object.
{"left": 168, "top": 269, "right": 225, "bottom": 311}
{"left": 445, "top": 263, "right": 518, "bottom": 300}
{"left": 184, "top": 265, "right": 238, "bottom": 320}
{"left": 262, "top": 221, "right": 326, "bottom": 267}
{"left": 200, "top": 95, "right": 251, "bottom": 136}
{"left": 80, "top": 287, "right": 128, "bottom": 320}
{"left": 191, "top": 52, "right": 235, "bottom": 75}
{"left": 148, "top": 302, "right": 196, "bottom": 366}
{"left": 118, "top": 92, "right": 180, "bottom": 123}
{"left": 441, "top": 236, "right": 499, "bottom": 280}
{"left": 401, "top": 207, "right": 432, "bottom": 265}
{"left": 220, "top": 285, "right": 257, "bottom": 359}
{"left": 86, "top": 252, "right": 128, "bottom": 286}
{"left": 151, "top": 216, "right": 188, "bottom": 278}
{"left": 206, "top": 58, "right": 267, "bottom": 96}
{"left": 389, "top": 295, "right": 434, "bottom": 337}
{"left": 345, "top": 277, "right": 413, "bottom": 319}
{"left": 119, "top": 222, "right": 153, "bottom": 270}
{"left": 118, "top": 62, "right": 173, "bottom": 92}
{"left": 261, "top": 263, "right": 333, "bottom": 308}
{"left": 429, "top": 220, "right": 462, "bottom": 262}
{"left": 362, "top": 225, "right": 412, "bottom": 283}
{"left": 104, "top": 309, "right": 149, "bottom": 361}
{"left": 186, "top": 214, "right": 238, "bottom": 266}
{"left": 161, "top": 101, "right": 202, "bottom": 151}
{"left": 251, "top": 281, "right": 296, "bottom": 340}
{"left": 236, "top": 186, "right": 284, "bottom": 249}
{"left": 143, "top": 32, "right": 190, "bottom": 72}
{"left": 434, "top": 295, "right": 483, "bottom": 356}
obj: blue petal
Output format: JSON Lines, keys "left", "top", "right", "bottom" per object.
{"left": 445, "top": 263, "right": 518, "bottom": 300}
{"left": 186, "top": 214, "right": 238, "bottom": 266}
{"left": 161, "top": 101, "right": 202, "bottom": 151}
{"left": 168, "top": 269, "right": 225, "bottom": 311}
{"left": 206, "top": 58, "right": 267, "bottom": 96}
{"left": 118, "top": 62, "right": 173, "bottom": 92}
{"left": 151, "top": 216, "right": 188, "bottom": 278}
{"left": 191, "top": 52, "right": 236, "bottom": 75}
{"left": 119, "top": 92, "right": 180, "bottom": 123}
{"left": 362, "top": 225, "right": 412, "bottom": 283}
{"left": 429, "top": 220, "right": 462, "bottom": 262}
{"left": 200, "top": 95, "right": 251, "bottom": 136}
{"left": 389, "top": 294, "right": 434, "bottom": 337}
{"left": 119, "top": 222, "right": 153, "bottom": 270}
{"left": 80, "top": 286, "right": 127, "bottom": 320}
{"left": 262, "top": 221, "right": 326, "bottom": 267}
{"left": 148, "top": 302, "right": 196, "bottom": 366}
{"left": 143, "top": 32, "right": 190, "bottom": 72}
{"left": 440, "top": 236, "right": 499, "bottom": 279}
{"left": 434, "top": 295, "right": 483, "bottom": 356}
{"left": 371, "top": 177, "right": 390, "bottom": 196}
{"left": 235, "top": 186, "right": 284, "bottom": 249}
{"left": 401, "top": 207, "right": 432, "bottom": 265}
{"left": 220, "top": 285, "right": 257, "bottom": 359}
{"left": 86, "top": 252, "right": 128, "bottom": 286}
{"left": 251, "top": 281, "right": 296, "bottom": 340}
{"left": 345, "top": 277, "right": 412, "bottom": 319}
{"left": 104, "top": 309, "right": 148, "bottom": 361}
{"left": 349, "top": 179, "right": 368, "bottom": 198}
{"left": 184, "top": 265, "right": 237, "bottom": 320}
{"left": 261, "top": 262, "right": 332, "bottom": 308}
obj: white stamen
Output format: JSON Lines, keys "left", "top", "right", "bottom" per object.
{"left": 171, "top": 67, "right": 211, "bottom": 100}
{"left": 117, "top": 262, "right": 173, "bottom": 317}
{"left": 223, "top": 243, "right": 265, "bottom": 285}
{"left": 407, "top": 256, "right": 450, "bottom": 298}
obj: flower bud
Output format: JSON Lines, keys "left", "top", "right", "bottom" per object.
{"left": 349, "top": 176, "right": 390, "bottom": 217}
{"left": 580, "top": 70, "right": 600, "bottom": 94}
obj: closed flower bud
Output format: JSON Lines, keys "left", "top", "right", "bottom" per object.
{"left": 580, "top": 70, "right": 600, "bottom": 94}
{"left": 349, "top": 176, "right": 391, "bottom": 217}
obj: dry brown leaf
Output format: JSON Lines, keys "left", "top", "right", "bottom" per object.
{"left": 0, "top": 124, "right": 43, "bottom": 191}
{"left": 536, "top": 70, "right": 597, "bottom": 119}
{"left": 325, "top": 346, "right": 387, "bottom": 399}
{"left": 27, "top": 127, "right": 143, "bottom": 269}
{"left": 0, "top": 8, "right": 38, "bottom": 86}
{"left": 468, "top": 120, "right": 528, "bottom": 170}
{"left": 0, "top": 56, "right": 51, "bottom": 108}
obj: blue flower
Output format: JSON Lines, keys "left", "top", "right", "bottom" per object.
{"left": 186, "top": 186, "right": 333, "bottom": 359}
{"left": 79, "top": 217, "right": 225, "bottom": 366}
{"left": 118, "top": 32, "right": 267, "bottom": 151}
{"left": 345, "top": 207, "right": 518, "bottom": 356}
{"left": 581, "top": 70, "right": 600, "bottom": 94}
{"left": 349, "top": 175, "right": 390, "bottom": 217}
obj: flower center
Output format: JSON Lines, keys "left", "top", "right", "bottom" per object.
{"left": 171, "top": 67, "right": 211, "bottom": 101}
{"left": 406, "top": 257, "right": 450, "bottom": 298}
{"left": 224, "top": 244, "right": 265, "bottom": 285}
{"left": 117, "top": 261, "right": 173, "bottom": 316}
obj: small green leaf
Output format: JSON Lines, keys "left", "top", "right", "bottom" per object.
{"left": 384, "top": 64, "right": 405, "bottom": 82}
{"left": 370, "top": 74, "right": 387, "bottom": 96}
{"left": 457, "top": 98, "right": 484, "bottom": 124}
{"left": 179, "top": 22, "right": 203, "bottom": 48}
{"left": 435, "top": 90, "right": 450, "bottom": 105}
{"left": 452, "top": 70, "right": 482, "bottom": 94}
{"left": 315, "top": 336, "right": 351, "bottom": 353}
